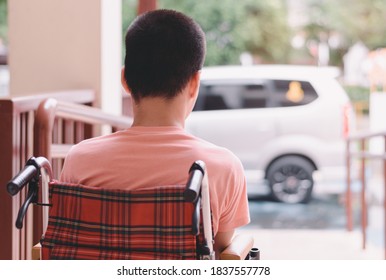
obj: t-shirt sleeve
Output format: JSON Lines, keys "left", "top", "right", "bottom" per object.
{"left": 217, "top": 157, "right": 250, "bottom": 233}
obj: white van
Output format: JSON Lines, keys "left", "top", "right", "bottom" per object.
{"left": 186, "top": 65, "right": 356, "bottom": 203}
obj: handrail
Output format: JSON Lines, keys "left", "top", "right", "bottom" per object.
{"left": 348, "top": 130, "right": 386, "bottom": 141}
{"left": 0, "top": 89, "right": 94, "bottom": 112}
{"left": 55, "top": 100, "right": 133, "bottom": 128}
{"left": 34, "top": 98, "right": 133, "bottom": 163}
{"left": 346, "top": 130, "right": 386, "bottom": 260}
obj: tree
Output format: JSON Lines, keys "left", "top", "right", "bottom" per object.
{"left": 323, "top": 0, "right": 386, "bottom": 49}
{"left": 159, "top": 0, "right": 291, "bottom": 65}
{"left": 122, "top": 0, "right": 138, "bottom": 61}
{"left": 160, "top": 0, "right": 245, "bottom": 65}
{"left": 297, "top": 0, "right": 386, "bottom": 66}
{"left": 238, "top": 0, "right": 291, "bottom": 63}
{"left": 0, "top": 0, "right": 7, "bottom": 44}
{"left": 121, "top": 0, "right": 292, "bottom": 66}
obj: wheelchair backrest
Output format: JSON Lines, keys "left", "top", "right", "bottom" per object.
{"left": 41, "top": 182, "right": 200, "bottom": 260}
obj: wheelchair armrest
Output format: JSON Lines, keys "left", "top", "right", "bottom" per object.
{"left": 32, "top": 243, "right": 41, "bottom": 260}
{"left": 220, "top": 234, "right": 254, "bottom": 260}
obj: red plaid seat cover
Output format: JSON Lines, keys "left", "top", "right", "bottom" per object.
{"left": 41, "top": 182, "right": 199, "bottom": 260}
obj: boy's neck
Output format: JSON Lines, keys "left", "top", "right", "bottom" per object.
{"left": 131, "top": 95, "right": 187, "bottom": 128}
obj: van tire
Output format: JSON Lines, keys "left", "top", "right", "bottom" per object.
{"left": 266, "top": 156, "right": 314, "bottom": 204}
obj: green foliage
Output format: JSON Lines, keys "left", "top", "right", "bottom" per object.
{"left": 0, "top": 0, "right": 7, "bottom": 44}
{"left": 159, "top": 0, "right": 291, "bottom": 65}
{"left": 121, "top": 0, "right": 292, "bottom": 66}
{"left": 121, "top": 0, "right": 138, "bottom": 61}
{"left": 344, "top": 85, "right": 370, "bottom": 103}
{"left": 239, "top": 0, "right": 291, "bottom": 63}
{"left": 299, "top": 0, "right": 386, "bottom": 65}
{"left": 123, "top": 1, "right": 386, "bottom": 67}
{"left": 344, "top": 85, "right": 370, "bottom": 115}
{"left": 122, "top": 0, "right": 137, "bottom": 36}
{"left": 325, "top": 0, "right": 386, "bottom": 49}
{"left": 159, "top": 0, "right": 245, "bottom": 65}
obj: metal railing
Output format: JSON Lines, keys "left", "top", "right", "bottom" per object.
{"left": 346, "top": 130, "right": 386, "bottom": 259}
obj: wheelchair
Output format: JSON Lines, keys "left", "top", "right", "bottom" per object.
{"left": 7, "top": 157, "right": 258, "bottom": 260}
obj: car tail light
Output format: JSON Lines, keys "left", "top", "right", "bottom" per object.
{"left": 343, "top": 103, "right": 352, "bottom": 138}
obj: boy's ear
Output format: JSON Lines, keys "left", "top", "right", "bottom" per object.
{"left": 121, "top": 67, "right": 131, "bottom": 93}
{"left": 188, "top": 71, "right": 201, "bottom": 99}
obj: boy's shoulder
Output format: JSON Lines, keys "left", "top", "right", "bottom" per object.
{"left": 190, "top": 135, "right": 244, "bottom": 172}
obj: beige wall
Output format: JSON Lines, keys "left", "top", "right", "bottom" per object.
{"left": 8, "top": 0, "right": 122, "bottom": 114}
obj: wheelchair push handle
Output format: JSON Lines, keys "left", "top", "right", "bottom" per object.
{"left": 184, "top": 160, "right": 206, "bottom": 203}
{"left": 6, "top": 156, "right": 53, "bottom": 229}
{"left": 7, "top": 157, "right": 52, "bottom": 196}
{"left": 7, "top": 165, "right": 38, "bottom": 196}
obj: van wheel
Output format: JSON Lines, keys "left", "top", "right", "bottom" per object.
{"left": 266, "top": 156, "right": 314, "bottom": 204}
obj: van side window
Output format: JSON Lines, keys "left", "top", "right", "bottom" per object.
{"left": 271, "top": 80, "right": 318, "bottom": 107}
{"left": 193, "top": 80, "right": 318, "bottom": 112}
{"left": 241, "top": 84, "right": 268, "bottom": 109}
{"left": 194, "top": 83, "right": 268, "bottom": 111}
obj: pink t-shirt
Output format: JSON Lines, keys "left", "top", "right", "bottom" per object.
{"left": 60, "top": 126, "right": 250, "bottom": 235}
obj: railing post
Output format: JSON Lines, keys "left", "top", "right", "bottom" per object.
{"left": 34, "top": 98, "right": 58, "bottom": 162}
{"left": 360, "top": 139, "right": 367, "bottom": 250}
{"left": 348, "top": 131, "right": 386, "bottom": 259}
{"left": 384, "top": 135, "right": 386, "bottom": 260}
{"left": 0, "top": 100, "right": 17, "bottom": 259}
{"left": 346, "top": 139, "right": 353, "bottom": 231}
{"left": 137, "top": 0, "right": 158, "bottom": 15}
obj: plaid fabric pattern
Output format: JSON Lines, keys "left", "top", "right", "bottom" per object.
{"left": 41, "top": 182, "right": 199, "bottom": 260}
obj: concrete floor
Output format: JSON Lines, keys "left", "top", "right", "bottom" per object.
{"left": 238, "top": 191, "right": 385, "bottom": 260}
{"left": 237, "top": 228, "right": 384, "bottom": 260}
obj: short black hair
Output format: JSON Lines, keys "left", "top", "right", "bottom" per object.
{"left": 123, "top": 9, "right": 206, "bottom": 102}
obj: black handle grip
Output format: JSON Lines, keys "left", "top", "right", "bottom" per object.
{"left": 191, "top": 197, "right": 201, "bottom": 236}
{"left": 184, "top": 160, "right": 206, "bottom": 202}
{"left": 15, "top": 189, "right": 36, "bottom": 229}
{"left": 7, "top": 165, "right": 38, "bottom": 196}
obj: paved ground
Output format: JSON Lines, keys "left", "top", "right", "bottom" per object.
{"left": 237, "top": 191, "right": 385, "bottom": 260}
{"left": 237, "top": 228, "right": 384, "bottom": 260}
